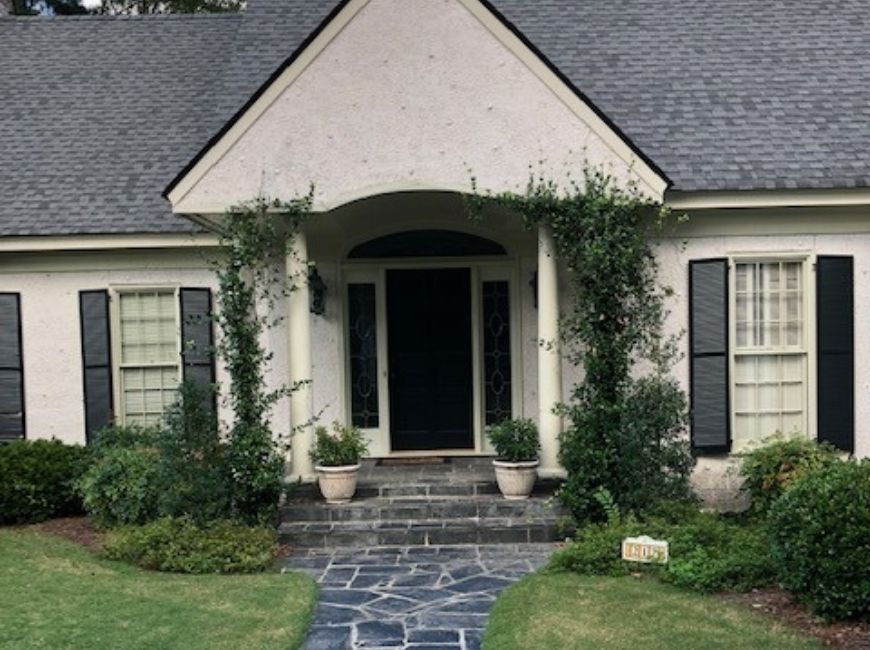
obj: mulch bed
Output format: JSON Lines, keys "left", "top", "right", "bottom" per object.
{"left": 30, "top": 517, "right": 105, "bottom": 553}
{"left": 720, "top": 589, "right": 870, "bottom": 649}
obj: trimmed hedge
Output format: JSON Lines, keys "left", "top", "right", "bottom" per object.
{"left": 103, "top": 517, "right": 277, "bottom": 574}
{"left": 0, "top": 439, "right": 88, "bottom": 524}
{"left": 769, "top": 459, "right": 870, "bottom": 621}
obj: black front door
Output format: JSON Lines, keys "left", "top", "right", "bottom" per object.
{"left": 387, "top": 268, "right": 473, "bottom": 450}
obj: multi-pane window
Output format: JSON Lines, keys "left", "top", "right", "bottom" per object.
{"left": 117, "top": 289, "right": 181, "bottom": 426}
{"left": 732, "top": 261, "right": 806, "bottom": 449}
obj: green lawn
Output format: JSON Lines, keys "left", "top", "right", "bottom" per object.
{"left": 484, "top": 572, "right": 820, "bottom": 650}
{"left": 0, "top": 529, "right": 317, "bottom": 650}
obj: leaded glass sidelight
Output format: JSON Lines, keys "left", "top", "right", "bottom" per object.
{"left": 348, "top": 283, "right": 379, "bottom": 428}
{"left": 483, "top": 281, "right": 512, "bottom": 425}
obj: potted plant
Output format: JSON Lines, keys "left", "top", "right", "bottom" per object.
{"left": 486, "top": 418, "right": 540, "bottom": 500}
{"left": 309, "top": 422, "right": 369, "bottom": 504}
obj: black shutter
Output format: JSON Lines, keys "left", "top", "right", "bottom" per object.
{"left": 0, "top": 293, "right": 25, "bottom": 441}
{"left": 816, "top": 256, "right": 854, "bottom": 453}
{"left": 79, "top": 290, "right": 113, "bottom": 443}
{"left": 180, "top": 288, "right": 216, "bottom": 412}
{"left": 689, "top": 259, "right": 730, "bottom": 452}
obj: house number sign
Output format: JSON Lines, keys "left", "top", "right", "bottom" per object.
{"left": 621, "top": 536, "right": 669, "bottom": 564}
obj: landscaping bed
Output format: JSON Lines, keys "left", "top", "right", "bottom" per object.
{"left": 720, "top": 589, "right": 870, "bottom": 650}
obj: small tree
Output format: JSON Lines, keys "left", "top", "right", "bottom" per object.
{"left": 212, "top": 194, "right": 312, "bottom": 525}
{"left": 472, "top": 169, "right": 694, "bottom": 521}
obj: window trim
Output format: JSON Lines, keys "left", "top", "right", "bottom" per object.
{"left": 726, "top": 252, "right": 817, "bottom": 447}
{"left": 109, "top": 285, "right": 183, "bottom": 426}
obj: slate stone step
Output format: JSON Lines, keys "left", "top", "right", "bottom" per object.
{"left": 288, "top": 477, "right": 562, "bottom": 501}
{"left": 278, "top": 515, "right": 568, "bottom": 549}
{"left": 281, "top": 495, "right": 565, "bottom": 524}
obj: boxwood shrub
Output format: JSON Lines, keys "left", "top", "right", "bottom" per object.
{"left": 768, "top": 459, "right": 870, "bottom": 621}
{"left": 0, "top": 439, "right": 88, "bottom": 524}
{"left": 103, "top": 517, "right": 277, "bottom": 574}
{"left": 77, "top": 425, "right": 160, "bottom": 527}
{"left": 739, "top": 435, "right": 840, "bottom": 513}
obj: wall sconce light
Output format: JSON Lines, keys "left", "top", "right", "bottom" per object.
{"left": 530, "top": 270, "right": 538, "bottom": 309}
{"left": 309, "top": 266, "right": 327, "bottom": 316}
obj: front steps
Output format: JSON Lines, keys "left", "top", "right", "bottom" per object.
{"left": 280, "top": 462, "right": 570, "bottom": 549}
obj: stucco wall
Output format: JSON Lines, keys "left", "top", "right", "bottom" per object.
{"left": 2, "top": 210, "right": 867, "bottom": 509}
{"left": 172, "top": 0, "right": 655, "bottom": 215}
{"left": 657, "top": 227, "right": 870, "bottom": 508}
{"left": 0, "top": 250, "right": 235, "bottom": 445}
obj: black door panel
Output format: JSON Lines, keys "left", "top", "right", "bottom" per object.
{"left": 387, "top": 268, "right": 473, "bottom": 450}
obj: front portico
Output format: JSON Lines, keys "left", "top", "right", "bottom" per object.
{"left": 163, "top": 0, "right": 667, "bottom": 481}
{"left": 284, "top": 191, "right": 564, "bottom": 480}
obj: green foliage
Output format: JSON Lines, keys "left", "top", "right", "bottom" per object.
{"left": 662, "top": 515, "right": 775, "bottom": 593}
{"left": 472, "top": 169, "right": 693, "bottom": 521}
{"left": 0, "top": 439, "right": 88, "bottom": 524}
{"left": 738, "top": 435, "right": 840, "bottom": 513}
{"left": 549, "top": 521, "right": 638, "bottom": 577}
{"left": 154, "top": 381, "right": 232, "bottom": 525}
{"left": 77, "top": 425, "right": 160, "bottom": 527}
{"left": 103, "top": 517, "right": 277, "bottom": 574}
{"left": 550, "top": 505, "right": 776, "bottom": 594}
{"left": 485, "top": 418, "right": 540, "bottom": 462}
{"left": 768, "top": 459, "right": 870, "bottom": 621}
{"left": 310, "top": 422, "right": 369, "bottom": 467}
{"left": 213, "top": 194, "right": 312, "bottom": 524}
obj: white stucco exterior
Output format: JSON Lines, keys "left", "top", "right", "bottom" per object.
{"left": 2, "top": 0, "right": 867, "bottom": 510}
{"left": 169, "top": 0, "right": 664, "bottom": 216}
{"left": 2, "top": 203, "right": 868, "bottom": 507}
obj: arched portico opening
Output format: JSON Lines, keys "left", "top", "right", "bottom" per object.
{"left": 287, "top": 191, "right": 562, "bottom": 482}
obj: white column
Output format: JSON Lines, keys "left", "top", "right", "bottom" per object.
{"left": 288, "top": 229, "right": 315, "bottom": 481}
{"left": 537, "top": 223, "right": 563, "bottom": 478}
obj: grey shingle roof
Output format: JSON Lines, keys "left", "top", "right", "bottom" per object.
{"left": 1, "top": 0, "right": 868, "bottom": 237}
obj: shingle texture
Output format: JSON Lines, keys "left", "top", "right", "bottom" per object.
{"left": 1, "top": 0, "right": 867, "bottom": 236}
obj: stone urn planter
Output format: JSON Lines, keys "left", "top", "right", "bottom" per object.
{"left": 309, "top": 422, "right": 370, "bottom": 505}
{"left": 486, "top": 418, "right": 541, "bottom": 500}
{"left": 314, "top": 464, "right": 362, "bottom": 505}
{"left": 492, "top": 459, "right": 539, "bottom": 500}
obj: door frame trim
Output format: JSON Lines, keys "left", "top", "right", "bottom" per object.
{"left": 342, "top": 257, "right": 522, "bottom": 456}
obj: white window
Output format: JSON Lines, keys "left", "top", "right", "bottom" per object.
{"left": 732, "top": 260, "right": 808, "bottom": 449}
{"left": 114, "top": 288, "right": 181, "bottom": 426}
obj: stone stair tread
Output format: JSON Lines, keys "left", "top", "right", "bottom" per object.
{"left": 279, "top": 515, "right": 561, "bottom": 533}
{"left": 285, "top": 494, "right": 557, "bottom": 506}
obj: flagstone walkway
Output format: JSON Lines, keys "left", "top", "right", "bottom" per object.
{"left": 286, "top": 544, "right": 555, "bottom": 649}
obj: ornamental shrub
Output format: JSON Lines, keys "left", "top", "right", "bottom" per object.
{"left": 0, "top": 439, "right": 88, "bottom": 524}
{"left": 103, "top": 516, "right": 276, "bottom": 574}
{"left": 213, "top": 196, "right": 312, "bottom": 525}
{"left": 768, "top": 459, "right": 870, "bottom": 621}
{"left": 550, "top": 505, "right": 776, "bottom": 594}
{"left": 738, "top": 435, "right": 840, "bottom": 513}
{"left": 486, "top": 418, "right": 540, "bottom": 462}
{"left": 471, "top": 170, "right": 694, "bottom": 521}
{"left": 310, "top": 422, "right": 369, "bottom": 467}
{"left": 155, "top": 380, "right": 232, "bottom": 525}
{"left": 78, "top": 425, "right": 160, "bottom": 527}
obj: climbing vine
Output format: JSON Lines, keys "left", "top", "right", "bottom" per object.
{"left": 212, "top": 192, "right": 313, "bottom": 524}
{"left": 471, "top": 168, "right": 695, "bottom": 521}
